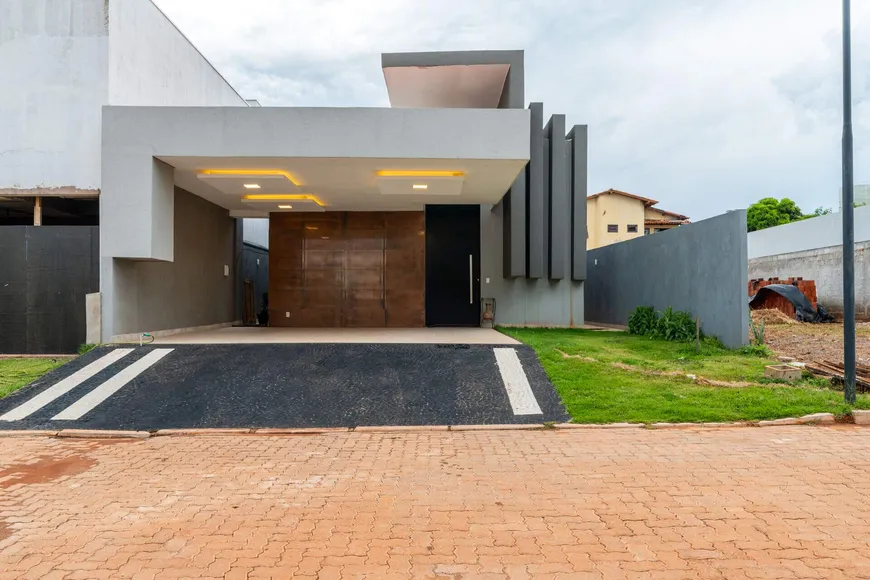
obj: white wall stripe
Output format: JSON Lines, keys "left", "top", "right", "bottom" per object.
{"left": 493, "top": 348, "right": 543, "bottom": 416}
{"left": 52, "top": 349, "right": 174, "bottom": 421}
{"left": 0, "top": 349, "right": 134, "bottom": 422}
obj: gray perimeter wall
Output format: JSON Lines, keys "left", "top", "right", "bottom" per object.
{"left": 586, "top": 211, "right": 749, "bottom": 348}
{"left": 108, "top": 188, "right": 235, "bottom": 338}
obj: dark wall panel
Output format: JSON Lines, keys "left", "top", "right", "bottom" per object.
{"left": 25, "top": 227, "right": 99, "bottom": 353}
{"left": 0, "top": 226, "right": 98, "bottom": 354}
{"left": 568, "top": 125, "right": 588, "bottom": 281}
{"left": 501, "top": 168, "right": 526, "bottom": 279}
{"left": 241, "top": 242, "right": 269, "bottom": 314}
{"left": 0, "top": 228, "right": 27, "bottom": 353}
{"left": 526, "top": 102, "right": 545, "bottom": 279}
{"left": 546, "top": 114, "right": 567, "bottom": 280}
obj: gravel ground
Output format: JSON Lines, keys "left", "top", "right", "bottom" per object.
{"left": 765, "top": 321, "right": 870, "bottom": 365}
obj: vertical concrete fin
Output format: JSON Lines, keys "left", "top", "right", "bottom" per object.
{"left": 502, "top": 168, "right": 527, "bottom": 278}
{"left": 567, "top": 125, "right": 588, "bottom": 281}
{"left": 526, "top": 103, "right": 544, "bottom": 279}
{"left": 546, "top": 114, "right": 567, "bottom": 280}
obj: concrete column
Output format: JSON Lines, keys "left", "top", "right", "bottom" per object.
{"left": 526, "top": 103, "right": 545, "bottom": 279}
{"left": 567, "top": 125, "right": 588, "bottom": 281}
{"left": 545, "top": 114, "right": 567, "bottom": 280}
{"left": 33, "top": 197, "right": 42, "bottom": 226}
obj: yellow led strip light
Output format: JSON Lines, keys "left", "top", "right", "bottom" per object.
{"left": 376, "top": 170, "right": 465, "bottom": 178}
{"left": 242, "top": 194, "right": 325, "bottom": 206}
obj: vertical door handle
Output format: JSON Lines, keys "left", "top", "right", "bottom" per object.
{"left": 469, "top": 254, "right": 474, "bottom": 304}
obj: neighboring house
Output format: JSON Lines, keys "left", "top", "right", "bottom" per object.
{"left": 586, "top": 189, "right": 690, "bottom": 249}
{"left": 2, "top": 0, "right": 590, "bottom": 346}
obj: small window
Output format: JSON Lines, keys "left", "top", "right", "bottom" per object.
{"left": 627, "top": 224, "right": 638, "bottom": 233}
{"left": 607, "top": 224, "right": 618, "bottom": 233}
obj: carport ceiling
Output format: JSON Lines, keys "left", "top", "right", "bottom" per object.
{"left": 162, "top": 156, "right": 525, "bottom": 216}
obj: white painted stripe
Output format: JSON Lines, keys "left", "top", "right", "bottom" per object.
{"left": 493, "top": 348, "right": 543, "bottom": 416}
{"left": 0, "top": 349, "right": 134, "bottom": 422}
{"left": 52, "top": 349, "right": 173, "bottom": 421}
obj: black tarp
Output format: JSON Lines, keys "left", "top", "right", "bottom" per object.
{"left": 0, "top": 226, "right": 99, "bottom": 354}
{"left": 749, "top": 283, "right": 833, "bottom": 323}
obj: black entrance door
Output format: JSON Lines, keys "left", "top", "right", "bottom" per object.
{"left": 425, "top": 205, "right": 480, "bottom": 326}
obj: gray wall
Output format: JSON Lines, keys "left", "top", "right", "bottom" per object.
{"left": 0, "top": 226, "right": 99, "bottom": 354}
{"left": 107, "top": 188, "right": 235, "bottom": 338}
{"left": 750, "top": 242, "right": 870, "bottom": 318}
{"left": 586, "top": 211, "right": 749, "bottom": 348}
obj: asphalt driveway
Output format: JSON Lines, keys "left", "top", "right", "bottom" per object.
{"left": 0, "top": 344, "right": 567, "bottom": 431}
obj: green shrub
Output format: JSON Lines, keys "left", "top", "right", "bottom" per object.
{"left": 652, "top": 307, "right": 697, "bottom": 342}
{"left": 77, "top": 343, "right": 98, "bottom": 355}
{"left": 740, "top": 343, "right": 773, "bottom": 357}
{"left": 628, "top": 306, "right": 658, "bottom": 336}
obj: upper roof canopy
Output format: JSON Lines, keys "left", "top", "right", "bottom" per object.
{"left": 381, "top": 50, "right": 524, "bottom": 110}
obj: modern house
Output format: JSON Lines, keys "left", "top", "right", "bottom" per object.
{"left": 1, "top": 0, "right": 588, "bottom": 348}
{"left": 586, "top": 189, "right": 689, "bottom": 249}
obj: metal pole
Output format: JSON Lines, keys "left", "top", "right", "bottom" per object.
{"left": 842, "top": 0, "right": 856, "bottom": 404}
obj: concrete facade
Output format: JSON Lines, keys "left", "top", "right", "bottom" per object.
{"left": 100, "top": 105, "right": 531, "bottom": 339}
{"left": 0, "top": 0, "right": 248, "bottom": 200}
{"left": 108, "top": 188, "right": 235, "bottom": 339}
{"left": 0, "top": 0, "right": 109, "bottom": 196}
{"left": 748, "top": 206, "right": 870, "bottom": 317}
{"left": 586, "top": 210, "right": 749, "bottom": 348}
{"left": 107, "top": 0, "right": 246, "bottom": 107}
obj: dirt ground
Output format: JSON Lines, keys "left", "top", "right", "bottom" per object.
{"left": 763, "top": 319, "right": 870, "bottom": 365}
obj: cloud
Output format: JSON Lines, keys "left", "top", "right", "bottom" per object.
{"left": 155, "top": 0, "right": 869, "bottom": 219}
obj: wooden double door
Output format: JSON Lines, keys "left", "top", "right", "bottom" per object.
{"left": 269, "top": 212, "right": 425, "bottom": 327}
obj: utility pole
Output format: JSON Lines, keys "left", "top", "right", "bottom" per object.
{"left": 842, "top": 0, "right": 856, "bottom": 404}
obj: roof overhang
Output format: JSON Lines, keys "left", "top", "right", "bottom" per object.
{"left": 101, "top": 105, "right": 531, "bottom": 258}
{"left": 382, "top": 50, "right": 524, "bottom": 109}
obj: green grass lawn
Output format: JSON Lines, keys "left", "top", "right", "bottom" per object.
{"left": 501, "top": 327, "right": 870, "bottom": 424}
{"left": 0, "top": 358, "right": 71, "bottom": 399}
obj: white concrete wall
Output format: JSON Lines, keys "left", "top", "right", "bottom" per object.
{"left": 748, "top": 205, "right": 870, "bottom": 259}
{"left": 0, "top": 0, "right": 109, "bottom": 195}
{"left": 107, "top": 0, "right": 247, "bottom": 106}
{"left": 243, "top": 219, "right": 269, "bottom": 249}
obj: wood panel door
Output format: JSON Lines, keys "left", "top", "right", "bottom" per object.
{"left": 269, "top": 212, "right": 424, "bottom": 327}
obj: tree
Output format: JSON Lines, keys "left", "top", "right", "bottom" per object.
{"left": 746, "top": 197, "right": 804, "bottom": 232}
{"left": 810, "top": 206, "right": 833, "bottom": 216}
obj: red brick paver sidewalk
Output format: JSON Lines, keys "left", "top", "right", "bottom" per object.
{"left": 1, "top": 427, "right": 870, "bottom": 579}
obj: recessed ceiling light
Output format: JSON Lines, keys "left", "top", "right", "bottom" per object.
{"left": 278, "top": 204, "right": 293, "bottom": 209}
{"left": 412, "top": 184, "right": 428, "bottom": 190}
{"left": 243, "top": 183, "right": 260, "bottom": 189}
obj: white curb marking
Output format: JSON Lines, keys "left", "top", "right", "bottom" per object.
{"left": 52, "top": 349, "right": 173, "bottom": 421}
{"left": 1, "top": 349, "right": 134, "bottom": 422}
{"left": 493, "top": 348, "right": 542, "bottom": 416}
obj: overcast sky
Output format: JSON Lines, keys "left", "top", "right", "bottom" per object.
{"left": 155, "top": 0, "right": 868, "bottom": 220}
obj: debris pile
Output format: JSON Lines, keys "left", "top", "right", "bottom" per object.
{"left": 806, "top": 360, "right": 870, "bottom": 393}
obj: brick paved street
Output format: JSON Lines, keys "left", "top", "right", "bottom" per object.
{"left": 1, "top": 427, "right": 870, "bottom": 579}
